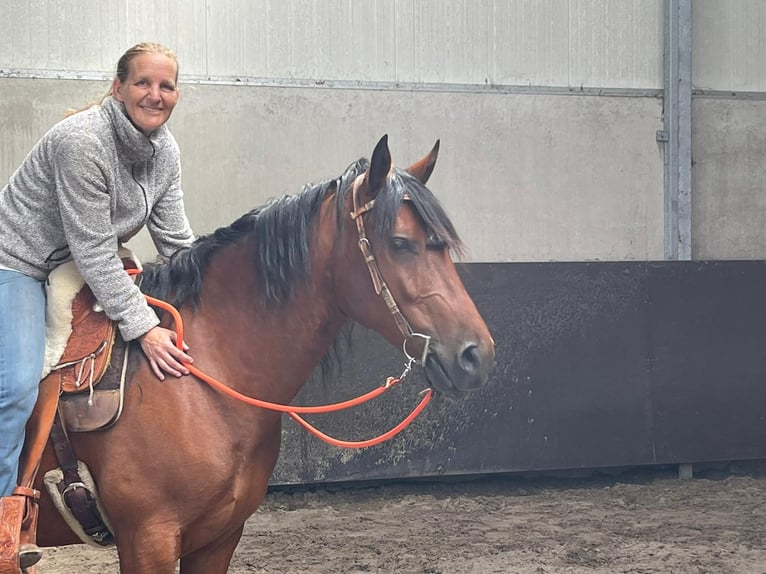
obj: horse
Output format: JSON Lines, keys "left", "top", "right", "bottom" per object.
{"left": 33, "top": 135, "right": 495, "bottom": 573}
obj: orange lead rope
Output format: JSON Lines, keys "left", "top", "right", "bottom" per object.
{"left": 287, "top": 391, "right": 432, "bottom": 448}
{"left": 128, "top": 270, "right": 433, "bottom": 448}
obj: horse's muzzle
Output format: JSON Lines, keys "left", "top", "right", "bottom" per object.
{"left": 423, "top": 340, "right": 495, "bottom": 395}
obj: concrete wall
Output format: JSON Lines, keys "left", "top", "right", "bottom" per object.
{"left": 1, "top": 0, "right": 670, "bottom": 264}
{"left": 690, "top": 0, "right": 766, "bottom": 259}
{"left": 0, "top": 77, "right": 665, "bottom": 262}
{"left": 693, "top": 98, "right": 766, "bottom": 259}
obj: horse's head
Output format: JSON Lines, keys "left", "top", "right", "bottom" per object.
{"left": 333, "top": 135, "right": 495, "bottom": 395}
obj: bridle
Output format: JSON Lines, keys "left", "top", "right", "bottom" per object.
{"left": 348, "top": 174, "right": 432, "bottom": 368}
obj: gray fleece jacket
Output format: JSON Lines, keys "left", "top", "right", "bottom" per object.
{"left": 0, "top": 96, "right": 194, "bottom": 341}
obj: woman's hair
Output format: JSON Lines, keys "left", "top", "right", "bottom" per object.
{"left": 114, "top": 43, "right": 178, "bottom": 83}
{"left": 65, "top": 42, "right": 179, "bottom": 117}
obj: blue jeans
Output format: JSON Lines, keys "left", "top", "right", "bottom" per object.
{"left": 0, "top": 270, "right": 45, "bottom": 497}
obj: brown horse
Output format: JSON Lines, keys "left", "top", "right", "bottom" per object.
{"left": 34, "top": 135, "right": 495, "bottom": 572}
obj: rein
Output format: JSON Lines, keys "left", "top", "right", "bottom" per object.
{"left": 126, "top": 184, "right": 435, "bottom": 448}
{"left": 142, "top": 291, "right": 432, "bottom": 448}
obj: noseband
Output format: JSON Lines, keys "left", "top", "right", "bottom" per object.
{"left": 348, "top": 176, "right": 431, "bottom": 367}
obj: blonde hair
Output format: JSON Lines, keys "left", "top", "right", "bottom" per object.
{"left": 114, "top": 43, "right": 178, "bottom": 84}
{"left": 65, "top": 42, "right": 179, "bottom": 117}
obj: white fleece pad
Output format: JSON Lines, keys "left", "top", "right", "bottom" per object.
{"left": 41, "top": 262, "right": 84, "bottom": 379}
{"left": 41, "top": 248, "right": 141, "bottom": 379}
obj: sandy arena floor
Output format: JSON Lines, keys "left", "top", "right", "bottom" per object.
{"left": 37, "top": 465, "right": 766, "bottom": 573}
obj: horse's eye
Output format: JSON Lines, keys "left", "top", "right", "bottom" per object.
{"left": 390, "top": 237, "right": 415, "bottom": 253}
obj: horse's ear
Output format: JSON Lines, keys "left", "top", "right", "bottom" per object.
{"left": 406, "top": 139, "right": 440, "bottom": 185}
{"left": 366, "top": 134, "right": 392, "bottom": 198}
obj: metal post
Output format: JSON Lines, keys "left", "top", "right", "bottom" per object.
{"left": 663, "top": 0, "right": 693, "bottom": 260}
{"left": 665, "top": 0, "right": 694, "bottom": 482}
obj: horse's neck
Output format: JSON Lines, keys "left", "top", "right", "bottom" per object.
{"left": 193, "top": 241, "right": 345, "bottom": 402}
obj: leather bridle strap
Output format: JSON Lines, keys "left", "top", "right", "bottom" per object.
{"left": 348, "top": 177, "right": 431, "bottom": 366}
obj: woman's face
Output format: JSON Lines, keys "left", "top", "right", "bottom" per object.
{"left": 112, "top": 53, "right": 179, "bottom": 136}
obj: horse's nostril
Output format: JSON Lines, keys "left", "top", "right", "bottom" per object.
{"left": 458, "top": 343, "right": 480, "bottom": 374}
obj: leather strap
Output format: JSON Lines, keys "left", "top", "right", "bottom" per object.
{"left": 349, "top": 181, "right": 415, "bottom": 338}
{"left": 6, "top": 377, "right": 59, "bottom": 564}
{"left": 348, "top": 179, "right": 431, "bottom": 363}
{"left": 18, "top": 376, "right": 61, "bottom": 490}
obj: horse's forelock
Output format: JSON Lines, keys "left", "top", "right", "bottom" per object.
{"left": 367, "top": 169, "right": 464, "bottom": 257}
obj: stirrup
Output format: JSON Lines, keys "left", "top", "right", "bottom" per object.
{"left": 18, "top": 544, "right": 42, "bottom": 570}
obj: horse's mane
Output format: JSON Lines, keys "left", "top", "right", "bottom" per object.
{"left": 141, "top": 158, "right": 462, "bottom": 308}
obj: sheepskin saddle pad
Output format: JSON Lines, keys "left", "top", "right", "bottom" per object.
{"left": 40, "top": 251, "right": 140, "bottom": 431}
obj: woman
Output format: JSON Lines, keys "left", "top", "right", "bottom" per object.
{"left": 0, "top": 42, "right": 195, "bottom": 568}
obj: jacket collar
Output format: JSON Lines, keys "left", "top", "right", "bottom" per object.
{"left": 102, "top": 96, "right": 169, "bottom": 164}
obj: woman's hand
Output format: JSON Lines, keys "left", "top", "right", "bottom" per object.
{"left": 138, "top": 326, "right": 193, "bottom": 381}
